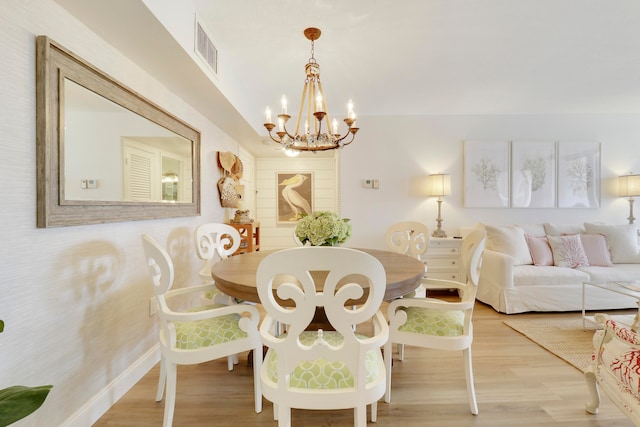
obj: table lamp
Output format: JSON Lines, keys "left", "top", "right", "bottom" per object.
{"left": 426, "top": 173, "right": 451, "bottom": 238}
{"left": 618, "top": 173, "right": 640, "bottom": 224}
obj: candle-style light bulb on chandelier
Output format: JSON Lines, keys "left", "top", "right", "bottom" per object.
{"left": 263, "top": 28, "right": 359, "bottom": 152}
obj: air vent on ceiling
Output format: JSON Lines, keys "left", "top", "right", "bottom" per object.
{"left": 194, "top": 16, "right": 218, "bottom": 76}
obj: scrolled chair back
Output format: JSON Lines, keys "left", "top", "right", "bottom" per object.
{"left": 256, "top": 246, "right": 389, "bottom": 425}
{"left": 257, "top": 246, "right": 386, "bottom": 342}
{"left": 385, "top": 221, "right": 430, "bottom": 259}
{"left": 194, "top": 223, "right": 241, "bottom": 263}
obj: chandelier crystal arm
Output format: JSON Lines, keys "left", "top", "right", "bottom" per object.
{"left": 336, "top": 127, "right": 358, "bottom": 146}
{"left": 277, "top": 114, "right": 299, "bottom": 141}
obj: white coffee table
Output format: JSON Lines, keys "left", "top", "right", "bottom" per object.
{"left": 582, "top": 280, "right": 640, "bottom": 331}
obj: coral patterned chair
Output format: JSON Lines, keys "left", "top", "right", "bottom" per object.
{"left": 256, "top": 247, "right": 389, "bottom": 427}
{"left": 585, "top": 313, "right": 640, "bottom": 425}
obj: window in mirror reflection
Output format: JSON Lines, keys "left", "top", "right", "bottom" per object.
{"left": 63, "top": 79, "right": 193, "bottom": 203}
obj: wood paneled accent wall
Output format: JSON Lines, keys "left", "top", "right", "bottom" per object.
{"left": 256, "top": 155, "right": 340, "bottom": 250}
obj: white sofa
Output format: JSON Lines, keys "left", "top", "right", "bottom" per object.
{"left": 475, "top": 222, "right": 640, "bottom": 314}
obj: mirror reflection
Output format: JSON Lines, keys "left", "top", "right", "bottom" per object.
{"left": 64, "top": 79, "right": 193, "bottom": 203}
{"left": 36, "top": 35, "right": 200, "bottom": 227}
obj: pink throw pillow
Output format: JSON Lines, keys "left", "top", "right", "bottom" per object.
{"left": 547, "top": 234, "right": 589, "bottom": 268}
{"left": 580, "top": 234, "right": 613, "bottom": 267}
{"left": 525, "top": 235, "right": 553, "bottom": 266}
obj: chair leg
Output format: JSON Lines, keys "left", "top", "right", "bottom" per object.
{"left": 355, "top": 404, "right": 366, "bottom": 427}
{"left": 384, "top": 340, "right": 393, "bottom": 403}
{"left": 371, "top": 401, "right": 378, "bottom": 423}
{"left": 163, "top": 362, "right": 177, "bottom": 427}
{"left": 463, "top": 347, "right": 478, "bottom": 415}
{"left": 227, "top": 355, "right": 234, "bottom": 371}
{"left": 252, "top": 345, "right": 263, "bottom": 414}
{"left": 156, "top": 356, "right": 166, "bottom": 402}
{"left": 277, "top": 404, "right": 290, "bottom": 427}
{"left": 585, "top": 370, "right": 600, "bottom": 414}
{"left": 397, "top": 343, "right": 405, "bottom": 361}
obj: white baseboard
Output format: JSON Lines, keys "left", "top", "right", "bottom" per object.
{"left": 60, "top": 344, "right": 160, "bottom": 427}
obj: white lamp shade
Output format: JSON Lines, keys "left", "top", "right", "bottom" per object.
{"left": 426, "top": 174, "right": 451, "bottom": 197}
{"left": 619, "top": 174, "right": 640, "bottom": 197}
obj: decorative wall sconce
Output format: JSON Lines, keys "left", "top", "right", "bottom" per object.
{"left": 426, "top": 173, "right": 451, "bottom": 238}
{"left": 618, "top": 173, "right": 640, "bottom": 224}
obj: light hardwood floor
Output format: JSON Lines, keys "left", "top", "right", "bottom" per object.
{"left": 94, "top": 300, "right": 635, "bottom": 426}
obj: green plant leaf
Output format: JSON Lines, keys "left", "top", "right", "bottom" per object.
{"left": 0, "top": 320, "right": 4, "bottom": 333}
{"left": 0, "top": 385, "right": 53, "bottom": 426}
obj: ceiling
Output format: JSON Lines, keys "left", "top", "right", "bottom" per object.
{"left": 56, "top": 0, "right": 640, "bottom": 156}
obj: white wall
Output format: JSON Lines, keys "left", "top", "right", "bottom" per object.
{"left": 340, "top": 114, "right": 640, "bottom": 249}
{"left": 0, "top": 1, "right": 244, "bottom": 425}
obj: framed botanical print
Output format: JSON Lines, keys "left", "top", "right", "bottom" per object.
{"left": 276, "top": 172, "right": 313, "bottom": 224}
{"left": 511, "top": 141, "right": 557, "bottom": 208}
{"left": 557, "top": 142, "right": 600, "bottom": 208}
{"left": 464, "top": 141, "right": 510, "bottom": 208}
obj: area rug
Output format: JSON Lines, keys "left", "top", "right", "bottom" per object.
{"left": 503, "top": 317, "right": 597, "bottom": 372}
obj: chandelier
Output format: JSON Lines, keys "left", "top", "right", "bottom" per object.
{"left": 263, "top": 28, "right": 359, "bottom": 152}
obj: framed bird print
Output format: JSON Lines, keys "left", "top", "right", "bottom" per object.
{"left": 276, "top": 172, "right": 313, "bottom": 224}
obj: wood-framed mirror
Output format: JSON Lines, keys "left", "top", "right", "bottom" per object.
{"left": 36, "top": 35, "right": 201, "bottom": 227}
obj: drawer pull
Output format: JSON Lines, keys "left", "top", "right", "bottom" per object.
{"left": 451, "top": 261, "right": 456, "bottom": 265}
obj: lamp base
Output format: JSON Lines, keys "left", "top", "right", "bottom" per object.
{"left": 628, "top": 197, "right": 636, "bottom": 225}
{"left": 432, "top": 228, "right": 447, "bottom": 238}
{"left": 432, "top": 197, "right": 447, "bottom": 238}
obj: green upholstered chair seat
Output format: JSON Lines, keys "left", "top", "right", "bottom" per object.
{"left": 398, "top": 306, "right": 465, "bottom": 336}
{"left": 174, "top": 305, "right": 247, "bottom": 350}
{"left": 202, "top": 289, "right": 220, "bottom": 300}
{"left": 264, "top": 331, "right": 381, "bottom": 389}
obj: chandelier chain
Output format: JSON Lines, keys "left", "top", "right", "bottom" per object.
{"left": 310, "top": 38, "right": 315, "bottom": 61}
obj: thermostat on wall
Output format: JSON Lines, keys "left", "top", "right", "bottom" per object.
{"left": 363, "top": 179, "right": 379, "bottom": 189}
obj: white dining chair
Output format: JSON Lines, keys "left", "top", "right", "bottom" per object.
{"left": 385, "top": 221, "right": 431, "bottom": 358}
{"left": 384, "top": 228, "right": 486, "bottom": 415}
{"left": 142, "top": 234, "right": 262, "bottom": 427}
{"left": 385, "top": 221, "right": 430, "bottom": 260}
{"left": 384, "top": 221, "right": 430, "bottom": 297}
{"left": 194, "top": 223, "right": 242, "bottom": 305}
{"left": 257, "top": 246, "right": 389, "bottom": 427}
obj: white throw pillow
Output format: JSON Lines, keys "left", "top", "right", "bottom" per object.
{"left": 483, "top": 224, "right": 533, "bottom": 265}
{"left": 583, "top": 223, "right": 640, "bottom": 263}
{"left": 543, "top": 223, "right": 586, "bottom": 236}
{"left": 519, "top": 223, "right": 546, "bottom": 237}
